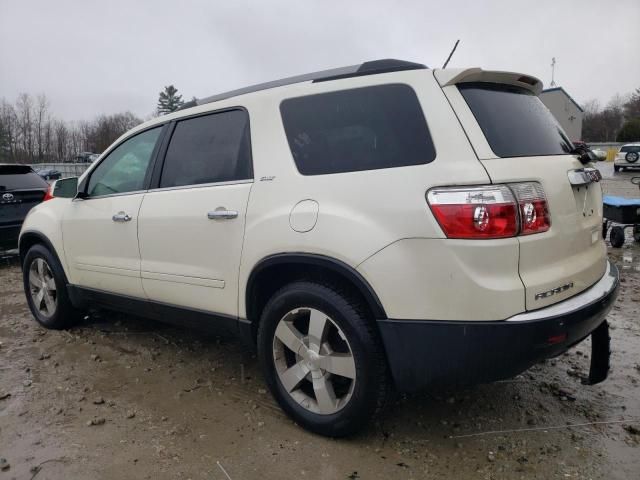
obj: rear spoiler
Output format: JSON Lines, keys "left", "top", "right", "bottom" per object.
{"left": 434, "top": 68, "right": 543, "bottom": 95}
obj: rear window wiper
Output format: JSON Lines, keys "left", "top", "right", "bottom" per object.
{"left": 570, "top": 145, "right": 595, "bottom": 165}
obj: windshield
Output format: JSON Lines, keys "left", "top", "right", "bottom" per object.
{"left": 458, "top": 82, "right": 573, "bottom": 158}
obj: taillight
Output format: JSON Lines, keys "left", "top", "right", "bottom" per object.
{"left": 427, "top": 186, "right": 518, "bottom": 239}
{"left": 510, "top": 182, "right": 550, "bottom": 235}
{"left": 42, "top": 185, "right": 54, "bottom": 201}
{"left": 427, "top": 182, "right": 550, "bottom": 239}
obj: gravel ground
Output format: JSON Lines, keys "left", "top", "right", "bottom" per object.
{"left": 0, "top": 162, "right": 639, "bottom": 479}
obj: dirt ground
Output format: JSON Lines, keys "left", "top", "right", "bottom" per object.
{"left": 1, "top": 163, "right": 639, "bottom": 480}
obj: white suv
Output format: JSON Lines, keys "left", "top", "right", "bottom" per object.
{"left": 614, "top": 143, "right": 640, "bottom": 172}
{"left": 19, "top": 59, "right": 619, "bottom": 436}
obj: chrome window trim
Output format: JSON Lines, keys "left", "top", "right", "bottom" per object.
{"left": 73, "top": 189, "right": 147, "bottom": 201}
{"left": 147, "top": 178, "right": 254, "bottom": 194}
{"left": 73, "top": 179, "right": 254, "bottom": 201}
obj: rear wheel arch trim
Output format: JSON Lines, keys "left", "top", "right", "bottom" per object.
{"left": 245, "top": 253, "right": 387, "bottom": 323}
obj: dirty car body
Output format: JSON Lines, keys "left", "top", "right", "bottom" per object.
{"left": 19, "top": 59, "right": 619, "bottom": 436}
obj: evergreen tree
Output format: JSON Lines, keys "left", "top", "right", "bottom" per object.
{"left": 616, "top": 118, "right": 640, "bottom": 142}
{"left": 157, "top": 85, "right": 184, "bottom": 115}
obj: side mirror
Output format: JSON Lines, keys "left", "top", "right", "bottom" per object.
{"left": 52, "top": 177, "right": 79, "bottom": 199}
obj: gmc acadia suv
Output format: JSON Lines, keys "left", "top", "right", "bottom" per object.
{"left": 19, "top": 59, "right": 619, "bottom": 436}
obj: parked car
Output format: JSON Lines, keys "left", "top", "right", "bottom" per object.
{"left": 590, "top": 147, "right": 607, "bottom": 161}
{"left": 35, "top": 168, "right": 62, "bottom": 181}
{"left": 72, "top": 152, "right": 99, "bottom": 164}
{"left": 1, "top": 164, "right": 50, "bottom": 251}
{"left": 614, "top": 143, "right": 640, "bottom": 172}
{"left": 18, "top": 59, "right": 619, "bottom": 436}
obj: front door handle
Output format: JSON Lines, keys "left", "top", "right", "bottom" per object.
{"left": 112, "top": 211, "right": 132, "bottom": 222}
{"left": 207, "top": 208, "right": 238, "bottom": 220}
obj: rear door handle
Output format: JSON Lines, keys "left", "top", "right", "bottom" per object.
{"left": 112, "top": 211, "right": 132, "bottom": 222}
{"left": 207, "top": 209, "right": 238, "bottom": 220}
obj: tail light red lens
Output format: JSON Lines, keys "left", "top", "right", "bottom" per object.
{"left": 427, "top": 186, "right": 518, "bottom": 239}
{"left": 510, "top": 182, "right": 551, "bottom": 235}
{"left": 42, "top": 185, "right": 54, "bottom": 201}
{"left": 427, "top": 183, "right": 550, "bottom": 239}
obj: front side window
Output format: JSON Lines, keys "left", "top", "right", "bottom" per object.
{"left": 87, "top": 127, "right": 162, "bottom": 196}
{"left": 459, "top": 83, "right": 573, "bottom": 158}
{"left": 159, "top": 109, "right": 252, "bottom": 188}
{"left": 280, "top": 84, "right": 436, "bottom": 175}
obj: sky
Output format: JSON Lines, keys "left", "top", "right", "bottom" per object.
{"left": 1, "top": 0, "right": 638, "bottom": 121}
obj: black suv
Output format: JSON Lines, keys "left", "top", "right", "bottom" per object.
{"left": 0, "top": 165, "right": 49, "bottom": 251}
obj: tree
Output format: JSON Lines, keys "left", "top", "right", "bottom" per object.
{"left": 624, "top": 88, "right": 640, "bottom": 119}
{"left": 157, "top": 85, "right": 184, "bottom": 115}
{"left": 616, "top": 118, "right": 640, "bottom": 142}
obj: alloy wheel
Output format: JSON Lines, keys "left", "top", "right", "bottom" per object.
{"left": 272, "top": 307, "right": 356, "bottom": 415}
{"left": 29, "top": 258, "right": 57, "bottom": 318}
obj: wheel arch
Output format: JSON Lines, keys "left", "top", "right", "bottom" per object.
{"left": 245, "top": 253, "right": 387, "bottom": 339}
{"left": 19, "top": 230, "right": 69, "bottom": 283}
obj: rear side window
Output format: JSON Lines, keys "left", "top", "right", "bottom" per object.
{"left": 159, "top": 109, "right": 252, "bottom": 188}
{"left": 0, "top": 166, "right": 48, "bottom": 191}
{"left": 280, "top": 84, "right": 435, "bottom": 175}
{"left": 620, "top": 146, "right": 640, "bottom": 153}
{"left": 459, "top": 83, "right": 573, "bottom": 158}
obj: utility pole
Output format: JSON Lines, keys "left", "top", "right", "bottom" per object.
{"left": 550, "top": 57, "right": 557, "bottom": 87}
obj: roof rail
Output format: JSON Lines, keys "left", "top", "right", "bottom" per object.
{"left": 182, "top": 59, "right": 427, "bottom": 110}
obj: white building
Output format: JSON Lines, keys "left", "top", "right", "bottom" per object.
{"left": 539, "top": 87, "right": 584, "bottom": 141}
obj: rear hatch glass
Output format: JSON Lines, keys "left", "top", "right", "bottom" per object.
{"left": 458, "top": 83, "right": 573, "bottom": 157}
{"left": 457, "top": 82, "right": 605, "bottom": 310}
{"left": 0, "top": 165, "right": 48, "bottom": 190}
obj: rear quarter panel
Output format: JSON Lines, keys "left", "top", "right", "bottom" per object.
{"left": 237, "top": 69, "right": 492, "bottom": 319}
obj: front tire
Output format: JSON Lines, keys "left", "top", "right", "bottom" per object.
{"left": 23, "top": 244, "right": 80, "bottom": 329}
{"left": 257, "top": 281, "right": 389, "bottom": 437}
{"left": 614, "top": 165, "right": 621, "bottom": 173}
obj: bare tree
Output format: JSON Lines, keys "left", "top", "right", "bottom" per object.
{"left": 34, "top": 94, "right": 49, "bottom": 163}
{"left": 16, "top": 93, "right": 34, "bottom": 162}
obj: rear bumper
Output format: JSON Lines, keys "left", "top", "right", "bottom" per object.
{"left": 378, "top": 260, "right": 619, "bottom": 392}
{"left": 0, "top": 223, "right": 21, "bottom": 250}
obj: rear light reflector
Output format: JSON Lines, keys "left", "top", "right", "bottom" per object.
{"left": 427, "top": 186, "right": 518, "bottom": 239}
{"left": 510, "top": 182, "right": 550, "bottom": 235}
{"left": 42, "top": 185, "right": 54, "bottom": 201}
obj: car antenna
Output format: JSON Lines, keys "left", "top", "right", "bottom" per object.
{"left": 442, "top": 39, "right": 460, "bottom": 69}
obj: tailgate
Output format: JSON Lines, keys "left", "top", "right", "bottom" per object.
{"left": 480, "top": 156, "right": 606, "bottom": 310}
{"left": 435, "top": 68, "right": 607, "bottom": 310}
{"left": 0, "top": 189, "right": 47, "bottom": 226}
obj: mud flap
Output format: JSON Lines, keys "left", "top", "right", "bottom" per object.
{"left": 583, "top": 320, "right": 610, "bottom": 385}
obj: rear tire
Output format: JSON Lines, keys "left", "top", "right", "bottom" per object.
{"left": 23, "top": 244, "right": 81, "bottom": 329}
{"left": 257, "top": 281, "right": 390, "bottom": 437}
{"left": 614, "top": 165, "right": 620, "bottom": 173}
{"left": 633, "top": 225, "right": 640, "bottom": 243}
{"left": 610, "top": 226, "right": 625, "bottom": 248}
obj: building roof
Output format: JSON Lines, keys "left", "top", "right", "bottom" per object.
{"left": 540, "top": 87, "right": 584, "bottom": 113}
{"left": 180, "top": 59, "right": 428, "bottom": 110}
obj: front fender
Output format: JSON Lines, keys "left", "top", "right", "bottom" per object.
{"left": 19, "top": 198, "right": 70, "bottom": 280}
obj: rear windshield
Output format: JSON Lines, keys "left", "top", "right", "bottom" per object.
{"left": 459, "top": 83, "right": 573, "bottom": 158}
{"left": 620, "top": 146, "right": 640, "bottom": 153}
{"left": 280, "top": 84, "right": 436, "bottom": 175}
{"left": 0, "top": 165, "right": 48, "bottom": 191}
